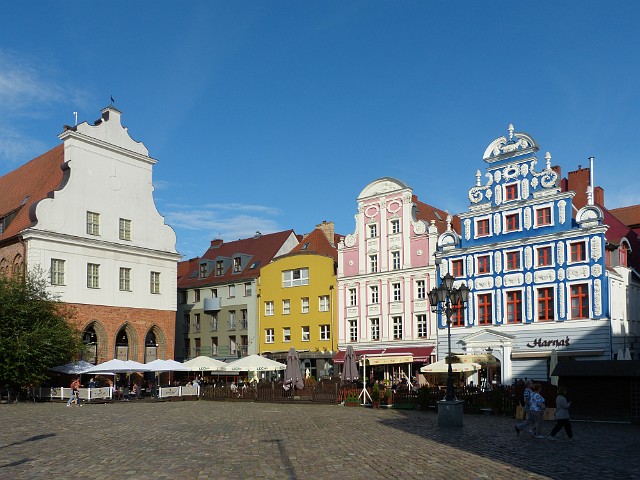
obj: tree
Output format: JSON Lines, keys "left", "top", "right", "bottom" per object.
{"left": 0, "top": 269, "right": 81, "bottom": 391}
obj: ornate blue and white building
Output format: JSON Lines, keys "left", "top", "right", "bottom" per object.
{"left": 434, "top": 125, "right": 610, "bottom": 386}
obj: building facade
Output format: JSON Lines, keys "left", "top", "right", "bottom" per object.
{"left": 0, "top": 106, "right": 181, "bottom": 363}
{"left": 433, "top": 125, "right": 615, "bottom": 387}
{"left": 336, "top": 177, "right": 453, "bottom": 380}
{"left": 176, "top": 230, "right": 299, "bottom": 362}
{"left": 259, "top": 222, "right": 340, "bottom": 379}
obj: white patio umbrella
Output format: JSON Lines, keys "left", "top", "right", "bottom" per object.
{"left": 82, "top": 359, "right": 151, "bottom": 374}
{"left": 51, "top": 360, "right": 95, "bottom": 374}
{"left": 224, "top": 354, "right": 285, "bottom": 373}
{"left": 420, "top": 360, "right": 481, "bottom": 373}
{"left": 145, "top": 359, "right": 190, "bottom": 372}
{"left": 182, "top": 356, "right": 227, "bottom": 372}
{"left": 550, "top": 349, "right": 559, "bottom": 386}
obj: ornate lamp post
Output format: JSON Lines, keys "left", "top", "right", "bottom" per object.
{"left": 428, "top": 273, "right": 470, "bottom": 402}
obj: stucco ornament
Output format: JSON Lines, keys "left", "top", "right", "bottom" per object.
{"left": 402, "top": 192, "right": 412, "bottom": 204}
{"left": 534, "top": 270, "right": 556, "bottom": 283}
{"left": 591, "top": 264, "right": 602, "bottom": 277}
{"left": 527, "top": 286, "right": 533, "bottom": 321}
{"left": 502, "top": 164, "right": 520, "bottom": 181}
{"left": 524, "top": 207, "right": 532, "bottom": 230}
{"left": 464, "top": 219, "right": 471, "bottom": 240}
{"left": 504, "top": 273, "right": 524, "bottom": 286}
{"left": 558, "top": 200, "right": 566, "bottom": 224}
{"left": 559, "top": 287, "right": 565, "bottom": 319}
{"left": 496, "top": 295, "right": 502, "bottom": 324}
{"left": 495, "top": 277, "right": 502, "bottom": 288}
{"left": 524, "top": 247, "right": 533, "bottom": 269}
{"left": 466, "top": 255, "right": 474, "bottom": 276}
{"left": 521, "top": 178, "right": 529, "bottom": 200}
{"left": 594, "top": 280, "right": 601, "bottom": 316}
{"left": 413, "top": 220, "right": 426, "bottom": 235}
{"left": 557, "top": 268, "right": 565, "bottom": 281}
{"left": 365, "top": 205, "right": 379, "bottom": 218}
{"left": 567, "top": 266, "right": 590, "bottom": 280}
{"left": 494, "top": 213, "right": 501, "bottom": 235}
{"left": 521, "top": 163, "right": 529, "bottom": 176}
{"left": 557, "top": 242, "right": 565, "bottom": 266}
{"left": 469, "top": 171, "right": 494, "bottom": 204}
{"left": 495, "top": 253, "right": 502, "bottom": 274}
{"left": 495, "top": 185, "right": 503, "bottom": 205}
{"left": 475, "top": 277, "right": 494, "bottom": 290}
{"left": 590, "top": 237, "right": 602, "bottom": 261}
{"left": 528, "top": 152, "right": 558, "bottom": 190}
{"left": 345, "top": 234, "right": 357, "bottom": 248}
{"left": 531, "top": 177, "right": 539, "bottom": 189}
{"left": 525, "top": 272, "right": 533, "bottom": 284}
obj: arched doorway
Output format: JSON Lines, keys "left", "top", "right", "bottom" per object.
{"left": 115, "top": 328, "right": 130, "bottom": 360}
{"left": 145, "top": 331, "right": 158, "bottom": 362}
{"left": 82, "top": 327, "right": 98, "bottom": 364}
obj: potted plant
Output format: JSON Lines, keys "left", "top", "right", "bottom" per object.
{"left": 344, "top": 392, "right": 360, "bottom": 407}
{"left": 371, "top": 384, "right": 381, "bottom": 409}
{"left": 384, "top": 388, "right": 393, "bottom": 407}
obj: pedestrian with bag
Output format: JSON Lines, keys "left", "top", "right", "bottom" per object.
{"left": 530, "top": 383, "right": 546, "bottom": 438}
{"left": 515, "top": 380, "right": 534, "bottom": 436}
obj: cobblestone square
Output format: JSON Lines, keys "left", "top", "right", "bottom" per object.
{"left": 1, "top": 401, "right": 638, "bottom": 479}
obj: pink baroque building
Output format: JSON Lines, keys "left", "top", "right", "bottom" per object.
{"left": 335, "top": 177, "right": 457, "bottom": 382}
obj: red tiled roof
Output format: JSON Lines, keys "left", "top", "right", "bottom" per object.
{"left": 286, "top": 228, "right": 338, "bottom": 262}
{"left": 177, "top": 258, "right": 200, "bottom": 282}
{"left": 178, "top": 230, "right": 297, "bottom": 288}
{"left": 0, "top": 145, "right": 65, "bottom": 243}
{"left": 413, "top": 196, "right": 460, "bottom": 233}
{"left": 610, "top": 205, "right": 640, "bottom": 229}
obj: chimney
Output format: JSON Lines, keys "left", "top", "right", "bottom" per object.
{"left": 316, "top": 220, "right": 335, "bottom": 244}
{"left": 567, "top": 166, "right": 591, "bottom": 210}
{"left": 210, "top": 239, "right": 223, "bottom": 248}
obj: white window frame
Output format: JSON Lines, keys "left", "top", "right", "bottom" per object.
{"left": 283, "top": 327, "right": 291, "bottom": 343}
{"left": 320, "top": 324, "right": 330, "bottom": 340}
{"left": 150, "top": 271, "right": 160, "bottom": 294}
{"left": 228, "top": 284, "right": 236, "bottom": 298}
{"left": 265, "top": 328, "right": 274, "bottom": 344}
{"left": 533, "top": 202, "right": 554, "bottom": 229}
{"left": 349, "top": 320, "right": 358, "bottom": 342}
{"left": 119, "top": 267, "right": 131, "bottom": 291}
{"left": 370, "top": 318, "right": 380, "bottom": 341}
{"left": 349, "top": 288, "right": 357, "bottom": 307}
{"left": 283, "top": 268, "right": 309, "bottom": 287}
{"left": 416, "top": 280, "right": 426, "bottom": 300}
{"left": 393, "top": 316, "right": 403, "bottom": 340}
{"left": 265, "top": 301, "right": 274, "bottom": 316}
{"left": 368, "top": 223, "right": 378, "bottom": 238}
{"left": 370, "top": 285, "right": 379, "bottom": 304}
{"left": 283, "top": 299, "right": 290, "bottom": 315}
{"left": 87, "top": 211, "right": 100, "bottom": 236}
{"left": 391, "top": 251, "right": 401, "bottom": 270}
{"left": 390, "top": 219, "right": 400, "bottom": 234}
{"left": 301, "top": 326, "right": 310, "bottom": 342}
{"left": 87, "top": 263, "right": 100, "bottom": 289}
{"left": 119, "top": 218, "right": 131, "bottom": 241}
{"left": 392, "top": 282, "right": 401, "bottom": 302}
{"left": 51, "top": 258, "right": 65, "bottom": 286}
{"left": 319, "top": 295, "right": 330, "bottom": 312}
{"left": 369, "top": 255, "right": 378, "bottom": 273}
{"left": 417, "top": 314, "right": 428, "bottom": 337}
{"left": 301, "top": 297, "right": 309, "bottom": 313}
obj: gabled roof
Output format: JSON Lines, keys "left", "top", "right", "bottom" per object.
{"left": 600, "top": 204, "right": 634, "bottom": 247}
{"left": 609, "top": 204, "right": 640, "bottom": 229}
{"left": 178, "top": 257, "right": 200, "bottom": 282}
{"left": 413, "top": 196, "right": 461, "bottom": 233}
{"left": 281, "top": 227, "right": 338, "bottom": 262}
{"left": 0, "top": 144, "right": 65, "bottom": 244}
{"left": 178, "top": 230, "right": 297, "bottom": 288}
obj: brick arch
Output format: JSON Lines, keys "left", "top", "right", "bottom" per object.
{"left": 143, "top": 325, "right": 167, "bottom": 361}
{"left": 0, "top": 257, "right": 7, "bottom": 277}
{"left": 114, "top": 323, "right": 138, "bottom": 361}
{"left": 12, "top": 253, "right": 24, "bottom": 278}
{"left": 81, "top": 320, "right": 109, "bottom": 364}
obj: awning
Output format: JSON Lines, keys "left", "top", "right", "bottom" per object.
{"left": 333, "top": 346, "right": 434, "bottom": 364}
{"left": 420, "top": 360, "right": 482, "bottom": 373}
{"left": 552, "top": 360, "right": 640, "bottom": 377}
{"left": 363, "top": 355, "right": 413, "bottom": 366}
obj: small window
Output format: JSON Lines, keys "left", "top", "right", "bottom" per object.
{"left": 477, "top": 293, "right": 492, "bottom": 324}
{"left": 119, "top": 218, "right": 131, "bottom": 241}
{"left": 87, "top": 211, "right": 100, "bottom": 236}
{"left": 452, "top": 259, "right": 464, "bottom": 277}
{"left": 536, "top": 207, "right": 552, "bottom": 227}
{"left": 283, "top": 327, "right": 291, "bottom": 342}
{"left": 119, "top": 267, "right": 131, "bottom": 291}
{"left": 320, "top": 324, "right": 331, "bottom": 340}
{"left": 265, "top": 328, "right": 274, "bottom": 344}
{"left": 301, "top": 297, "right": 309, "bottom": 313}
{"left": 283, "top": 299, "right": 290, "bottom": 315}
{"left": 370, "top": 318, "right": 380, "bottom": 341}
{"left": 150, "top": 271, "right": 160, "bottom": 294}
{"left": 51, "top": 258, "right": 65, "bottom": 286}
{"left": 392, "top": 316, "right": 403, "bottom": 340}
{"left": 349, "top": 320, "right": 358, "bottom": 342}
{"left": 87, "top": 263, "right": 100, "bottom": 289}
{"left": 215, "top": 261, "right": 224, "bottom": 276}
{"left": 390, "top": 219, "right": 400, "bottom": 234}
{"left": 370, "top": 286, "right": 379, "bottom": 304}
{"left": 476, "top": 218, "right": 490, "bottom": 237}
{"left": 570, "top": 284, "right": 589, "bottom": 319}
{"left": 194, "top": 289, "right": 201, "bottom": 302}
{"left": 416, "top": 314, "right": 427, "bottom": 337}
{"left": 391, "top": 251, "right": 401, "bottom": 270}
{"left": 349, "top": 288, "right": 357, "bottom": 307}
{"left": 283, "top": 268, "right": 309, "bottom": 287}
{"left": 392, "top": 283, "right": 401, "bottom": 302}
{"left": 368, "top": 224, "right": 378, "bottom": 238}
{"left": 477, "top": 255, "right": 491, "bottom": 274}
{"left": 537, "top": 287, "right": 554, "bottom": 321}
{"left": 416, "top": 280, "right": 426, "bottom": 300}
{"left": 244, "top": 282, "right": 252, "bottom": 296}
{"left": 505, "top": 213, "right": 520, "bottom": 232}
{"left": 319, "top": 295, "right": 330, "bottom": 312}
{"left": 228, "top": 284, "right": 235, "bottom": 298}
{"left": 537, "top": 246, "right": 553, "bottom": 267}
{"left": 505, "top": 251, "right": 521, "bottom": 271}
{"left": 570, "top": 241, "right": 586, "bottom": 262}
{"left": 233, "top": 257, "right": 242, "bottom": 273}
{"left": 301, "top": 326, "right": 310, "bottom": 342}
{"left": 369, "top": 255, "right": 378, "bottom": 273}
{"left": 506, "top": 290, "right": 523, "bottom": 323}
{"left": 265, "top": 301, "right": 274, "bottom": 316}
{"left": 505, "top": 183, "right": 518, "bottom": 201}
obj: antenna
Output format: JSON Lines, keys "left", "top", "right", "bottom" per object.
{"left": 73, "top": 111, "right": 78, "bottom": 125}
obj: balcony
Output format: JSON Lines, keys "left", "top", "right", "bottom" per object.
{"left": 203, "top": 297, "right": 221, "bottom": 314}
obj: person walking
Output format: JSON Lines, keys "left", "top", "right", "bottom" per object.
{"left": 515, "top": 380, "right": 534, "bottom": 436}
{"left": 66, "top": 377, "right": 81, "bottom": 406}
{"left": 530, "top": 383, "right": 546, "bottom": 438}
{"left": 549, "top": 386, "right": 573, "bottom": 440}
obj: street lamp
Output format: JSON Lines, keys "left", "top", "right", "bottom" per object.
{"left": 429, "top": 273, "right": 470, "bottom": 402}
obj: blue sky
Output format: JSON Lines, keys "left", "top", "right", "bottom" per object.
{"left": 1, "top": 2, "right": 639, "bottom": 260}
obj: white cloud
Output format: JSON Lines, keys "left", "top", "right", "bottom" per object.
{"left": 0, "top": 127, "right": 48, "bottom": 165}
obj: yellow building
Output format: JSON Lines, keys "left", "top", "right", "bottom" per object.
{"left": 258, "top": 222, "right": 340, "bottom": 379}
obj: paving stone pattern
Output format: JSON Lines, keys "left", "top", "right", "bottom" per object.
{"left": 1, "top": 401, "right": 638, "bottom": 480}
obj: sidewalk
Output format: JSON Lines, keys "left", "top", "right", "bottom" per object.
{"left": 1, "top": 401, "right": 638, "bottom": 479}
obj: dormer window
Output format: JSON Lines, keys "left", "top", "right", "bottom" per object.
{"left": 215, "top": 260, "right": 224, "bottom": 276}
{"left": 504, "top": 183, "right": 518, "bottom": 201}
{"left": 199, "top": 263, "right": 207, "bottom": 278}
{"left": 233, "top": 257, "right": 242, "bottom": 272}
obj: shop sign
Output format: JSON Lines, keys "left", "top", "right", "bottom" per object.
{"left": 526, "top": 336, "right": 570, "bottom": 348}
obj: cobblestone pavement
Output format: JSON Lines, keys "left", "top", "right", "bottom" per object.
{"left": 1, "top": 401, "right": 638, "bottom": 480}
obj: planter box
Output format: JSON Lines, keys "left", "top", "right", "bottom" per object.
{"left": 344, "top": 401, "right": 360, "bottom": 407}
